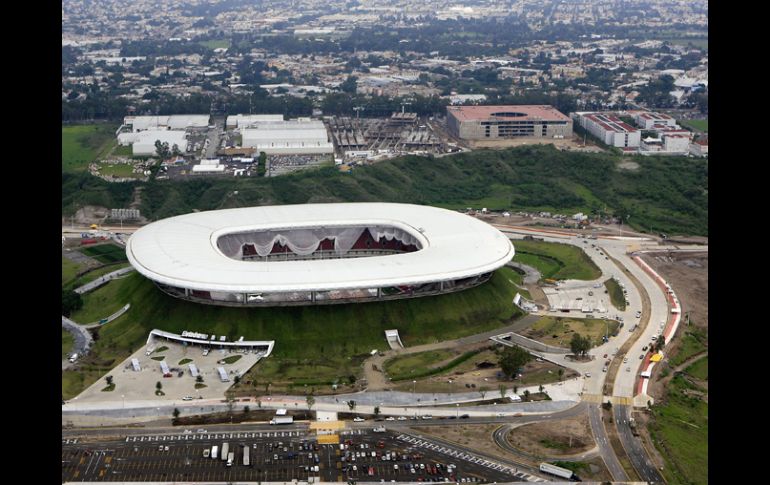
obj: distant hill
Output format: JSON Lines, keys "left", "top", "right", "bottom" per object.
{"left": 62, "top": 145, "right": 708, "bottom": 236}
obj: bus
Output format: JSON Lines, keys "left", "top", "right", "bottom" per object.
{"left": 221, "top": 442, "right": 229, "bottom": 461}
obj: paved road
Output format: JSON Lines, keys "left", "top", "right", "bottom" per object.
{"left": 587, "top": 403, "right": 628, "bottom": 481}
{"left": 61, "top": 316, "right": 93, "bottom": 361}
{"left": 614, "top": 404, "right": 664, "bottom": 483}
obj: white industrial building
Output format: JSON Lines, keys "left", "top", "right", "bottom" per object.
{"left": 226, "top": 114, "right": 284, "bottom": 129}
{"left": 633, "top": 112, "right": 678, "bottom": 130}
{"left": 118, "top": 130, "right": 189, "bottom": 156}
{"left": 241, "top": 119, "right": 333, "bottom": 155}
{"left": 573, "top": 112, "right": 641, "bottom": 148}
{"left": 123, "top": 115, "right": 210, "bottom": 132}
{"left": 689, "top": 139, "right": 708, "bottom": 157}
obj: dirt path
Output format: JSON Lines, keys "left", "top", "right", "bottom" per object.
{"left": 362, "top": 314, "right": 541, "bottom": 391}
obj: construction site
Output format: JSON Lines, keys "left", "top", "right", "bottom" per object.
{"left": 328, "top": 113, "right": 451, "bottom": 163}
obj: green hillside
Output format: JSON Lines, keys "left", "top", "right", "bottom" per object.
{"left": 63, "top": 144, "right": 708, "bottom": 236}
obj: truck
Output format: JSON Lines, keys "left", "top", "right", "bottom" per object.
{"left": 226, "top": 451, "right": 234, "bottom": 466}
{"left": 243, "top": 446, "right": 250, "bottom": 466}
{"left": 539, "top": 462, "right": 574, "bottom": 480}
{"left": 373, "top": 426, "right": 386, "bottom": 433}
{"left": 221, "top": 442, "right": 229, "bottom": 461}
{"left": 68, "top": 353, "right": 79, "bottom": 363}
{"left": 211, "top": 445, "right": 218, "bottom": 459}
{"left": 270, "top": 416, "right": 294, "bottom": 425}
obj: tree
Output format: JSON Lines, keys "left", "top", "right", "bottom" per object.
{"left": 172, "top": 407, "right": 180, "bottom": 419}
{"left": 306, "top": 394, "right": 315, "bottom": 411}
{"left": 522, "top": 390, "right": 530, "bottom": 401}
{"left": 499, "top": 384, "right": 507, "bottom": 399}
{"left": 171, "top": 144, "right": 181, "bottom": 156}
{"left": 479, "top": 387, "right": 488, "bottom": 399}
{"left": 539, "top": 385, "right": 544, "bottom": 393}
{"left": 570, "top": 333, "right": 591, "bottom": 357}
{"left": 374, "top": 406, "right": 381, "bottom": 417}
{"left": 348, "top": 400, "right": 356, "bottom": 412}
{"left": 655, "top": 335, "right": 666, "bottom": 352}
{"left": 154, "top": 140, "right": 170, "bottom": 159}
{"left": 498, "top": 345, "right": 532, "bottom": 379}
{"left": 558, "top": 368, "right": 564, "bottom": 381}
{"left": 106, "top": 376, "right": 114, "bottom": 386}
{"left": 156, "top": 381, "right": 162, "bottom": 391}
{"left": 196, "top": 375, "right": 204, "bottom": 383}
{"left": 234, "top": 375, "right": 241, "bottom": 385}
{"left": 62, "top": 290, "right": 83, "bottom": 317}
{"left": 243, "top": 405, "right": 250, "bottom": 414}
{"left": 513, "top": 385, "right": 519, "bottom": 394}
{"left": 340, "top": 75, "right": 358, "bottom": 94}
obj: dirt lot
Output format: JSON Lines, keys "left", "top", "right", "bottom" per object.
{"left": 412, "top": 424, "right": 517, "bottom": 463}
{"left": 641, "top": 251, "right": 708, "bottom": 399}
{"left": 506, "top": 415, "right": 594, "bottom": 458}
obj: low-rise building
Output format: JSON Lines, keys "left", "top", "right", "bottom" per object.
{"left": 573, "top": 112, "right": 641, "bottom": 148}
{"left": 446, "top": 105, "right": 572, "bottom": 140}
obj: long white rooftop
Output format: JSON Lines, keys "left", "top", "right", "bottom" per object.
{"left": 126, "top": 203, "right": 514, "bottom": 293}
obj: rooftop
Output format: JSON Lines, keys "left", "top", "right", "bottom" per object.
{"left": 446, "top": 105, "right": 571, "bottom": 122}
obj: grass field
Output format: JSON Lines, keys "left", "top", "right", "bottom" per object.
{"left": 62, "top": 329, "right": 75, "bottom": 359}
{"left": 649, "top": 374, "right": 708, "bottom": 485}
{"left": 384, "top": 349, "right": 467, "bottom": 381}
{"left": 99, "top": 162, "right": 140, "bottom": 178}
{"left": 683, "top": 356, "right": 708, "bottom": 381}
{"left": 604, "top": 278, "right": 626, "bottom": 311}
{"left": 79, "top": 244, "right": 128, "bottom": 264}
{"left": 65, "top": 269, "right": 522, "bottom": 397}
{"left": 62, "top": 124, "right": 118, "bottom": 172}
{"left": 62, "top": 257, "right": 83, "bottom": 286}
{"left": 512, "top": 240, "right": 601, "bottom": 281}
{"left": 113, "top": 144, "right": 134, "bottom": 157}
{"left": 64, "top": 263, "right": 132, "bottom": 292}
{"left": 524, "top": 316, "right": 620, "bottom": 348}
{"left": 679, "top": 119, "right": 708, "bottom": 133}
{"left": 668, "top": 328, "right": 707, "bottom": 366}
{"left": 199, "top": 39, "right": 230, "bottom": 50}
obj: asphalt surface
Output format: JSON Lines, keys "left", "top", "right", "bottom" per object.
{"left": 62, "top": 428, "right": 524, "bottom": 483}
{"left": 586, "top": 404, "right": 628, "bottom": 481}
{"left": 614, "top": 404, "right": 664, "bottom": 483}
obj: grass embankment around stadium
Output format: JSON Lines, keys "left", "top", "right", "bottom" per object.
{"left": 63, "top": 268, "right": 522, "bottom": 399}
{"left": 512, "top": 240, "right": 602, "bottom": 281}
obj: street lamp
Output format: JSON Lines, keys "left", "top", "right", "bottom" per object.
{"left": 456, "top": 403, "right": 459, "bottom": 419}
{"left": 121, "top": 394, "right": 125, "bottom": 409}
{"left": 413, "top": 380, "right": 416, "bottom": 394}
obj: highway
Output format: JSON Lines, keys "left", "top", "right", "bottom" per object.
{"left": 587, "top": 403, "right": 628, "bottom": 481}
{"left": 614, "top": 404, "right": 664, "bottom": 483}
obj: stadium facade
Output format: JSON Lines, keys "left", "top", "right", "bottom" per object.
{"left": 126, "top": 203, "right": 515, "bottom": 307}
{"left": 446, "top": 105, "right": 572, "bottom": 140}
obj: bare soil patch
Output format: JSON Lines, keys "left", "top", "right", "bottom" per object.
{"left": 506, "top": 415, "right": 594, "bottom": 458}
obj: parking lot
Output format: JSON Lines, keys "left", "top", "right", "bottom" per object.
{"left": 62, "top": 428, "right": 528, "bottom": 482}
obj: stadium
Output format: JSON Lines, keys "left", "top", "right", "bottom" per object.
{"left": 126, "top": 203, "right": 515, "bottom": 307}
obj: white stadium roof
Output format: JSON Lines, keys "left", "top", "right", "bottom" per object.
{"left": 126, "top": 203, "right": 514, "bottom": 293}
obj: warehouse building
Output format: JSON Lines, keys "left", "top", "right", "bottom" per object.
{"left": 117, "top": 130, "right": 188, "bottom": 156}
{"left": 226, "top": 114, "right": 284, "bottom": 129}
{"left": 446, "top": 105, "right": 573, "bottom": 140}
{"left": 241, "top": 118, "right": 333, "bottom": 155}
{"left": 632, "top": 111, "right": 678, "bottom": 130}
{"left": 572, "top": 112, "right": 641, "bottom": 148}
{"left": 123, "top": 115, "right": 210, "bottom": 132}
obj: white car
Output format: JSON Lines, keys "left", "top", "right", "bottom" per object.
{"left": 182, "top": 396, "right": 194, "bottom": 401}
{"left": 353, "top": 417, "right": 365, "bottom": 422}
{"left": 397, "top": 416, "right": 407, "bottom": 421}
{"left": 385, "top": 417, "right": 395, "bottom": 421}
{"left": 585, "top": 372, "right": 592, "bottom": 378}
